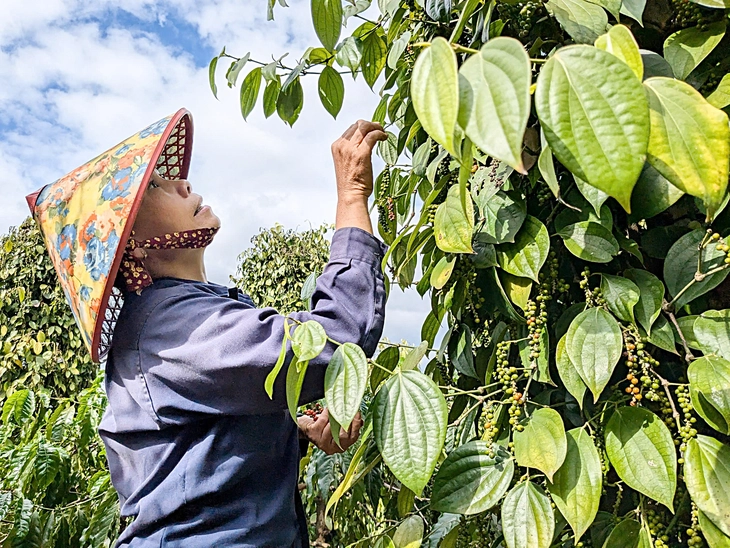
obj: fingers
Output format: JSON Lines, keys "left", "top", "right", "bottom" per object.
{"left": 337, "top": 120, "right": 384, "bottom": 146}
{"left": 362, "top": 130, "right": 388, "bottom": 150}
{"left": 341, "top": 122, "right": 359, "bottom": 140}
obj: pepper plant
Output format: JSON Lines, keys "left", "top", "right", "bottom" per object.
{"left": 213, "top": 0, "right": 730, "bottom": 546}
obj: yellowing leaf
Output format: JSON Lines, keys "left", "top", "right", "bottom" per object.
{"left": 595, "top": 24, "right": 643, "bottom": 80}
{"left": 644, "top": 77, "right": 730, "bottom": 219}
{"left": 434, "top": 186, "right": 475, "bottom": 254}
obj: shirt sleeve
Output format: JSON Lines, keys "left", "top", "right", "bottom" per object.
{"left": 137, "top": 227, "right": 387, "bottom": 423}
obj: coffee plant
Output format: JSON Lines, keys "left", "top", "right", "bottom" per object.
{"left": 212, "top": 0, "right": 730, "bottom": 546}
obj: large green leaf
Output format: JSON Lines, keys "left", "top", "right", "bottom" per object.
{"left": 688, "top": 355, "right": 730, "bottom": 435}
{"left": 276, "top": 76, "right": 304, "bottom": 126}
{"left": 664, "top": 230, "right": 730, "bottom": 309}
{"left": 695, "top": 310, "right": 730, "bottom": 360}
{"left": 500, "top": 272, "right": 532, "bottom": 312}
{"left": 402, "top": 340, "right": 429, "bottom": 372}
{"left": 558, "top": 221, "right": 619, "bottom": 263}
{"left": 392, "top": 516, "right": 424, "bottom": 548}
{"left": 600, "top": 274, "right": 640, "bottom": 323}
{"left": 624, "top": 269, "right": 664, "bottom": 335}
{"left": 2, "top": 389, "right": 34, "bottom": 425}
{"left": 699, "top": 510, "right": 730, "bottom": 548}
{"left": 644, "top": 315, "right": 678, "bottom": 354}
{"left": 574, "top": 175, "right": 609, "bottom": 215}
{"left": 434, "top": 185, "right": 475, "bottom": 253}
{"left": 556, "top": 335, "right": 587, "bottom": 407}
{"left": 427, "top": 513, "right": 462, "bottom": 548}
{"left": 431, "top": 440, "right": 514, "bottom": 514}
{"left": 663, "top": 22, "right": 726, "bottom": 81}
{"left": 535, "top": 45, "right": 649, "bottom": 211}
{"left": 604, "top": 406, "right": 677, "bottom": 510}
{"left": 450, "top": 327, "right": 478, "bottom": 378}
{"left": 286, "top": 358, "right": 309, "bottom": 421}
{"left": 411, "top": 37, "right": 461, "bottom": 157}
{"left": 707, "top": 74, "right": 730, "bottom": 110}
{"left": 620, "top": 0, "right": 647, "bottom": 25}
{"left": 565, "top": 308, "right": 622, "bottom": 402}
{"left": 595, "top": 25, "right": 643, "bottom": 80}
{"left": 360, "top": 24, "right": 388, "bottom": 88}
{"left": 318, "top": 65, "right": 344, "bottom": 119}
{"left": 514, "top": 408, "right": 567, "bottom": 481}
{"left": 335, "top": 36, "right": 362, "bottom": 74}
{"left": 629, "top": 163, "right": 685, "bottom": 221}
{"left": 240, "top": 67, "right": 263, "bottom": 121}
{"left": 684, "top": 435, "right": 730, "bottom": 536}
{"left": 311, "top": 0, "right": 343, "bottom": 52}
{"left": 548, "top": 428, "right": 602, "bottom": 542}
{"left": 291, "top": 320, "right": 327, "bottom": 360}
{"left": 602, "top": 519, "right": 642, "bottom": 548}
{"left": 501, "top": 481, "right": 555, "bottom": 548}
{"left": 373, "top": 370, "right": 448, "bottom": 493}
{"left": 644, "top": 77, "right": 730, "bottom": 218}
{"left": 371, "top": 346, "right": 400, "bottom": 391}
{"left": 545, "top": 0, "right": 608, "bottom": 44}
{"left": 431, "top": 255, "right": 456, "bottom": 289}
{"left": 475, "top": 191, "right": 526, "bottom": 245}
{"left": 263, "top": 78, "right": 281, "bottom": 118}
{"left": 325, "top": 343, "right": 368, "bottom": 431}
{"left": 496, "top": 216, "right": 549, "bottom": 282}
{"left": 457, "top": 37, "right": 531, "bottom": 172}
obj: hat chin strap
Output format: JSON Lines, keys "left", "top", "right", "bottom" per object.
{"left": 119, "top": 227, "right": 219, "bottom": 294}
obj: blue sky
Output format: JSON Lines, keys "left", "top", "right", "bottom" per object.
{"left": 0, "top": 0, "right": 432, "bottom": 345}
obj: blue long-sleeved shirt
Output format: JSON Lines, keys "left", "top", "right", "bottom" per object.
{"left": 98, "top": 227, "right": 387, "bottom": 547}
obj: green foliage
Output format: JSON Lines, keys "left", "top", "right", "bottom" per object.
{"left": 219, "top": 1, "right": 730, "bottom": 546}
{"left": 0, "top": 376, "right": 118, "bottom": 547}
{"left": 0, "top": 218, "right": 96, "bottom": 399}
{"left": 230, "top": 223, "right": 330, "bottom": 314}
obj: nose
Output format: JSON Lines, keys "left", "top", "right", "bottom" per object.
{"left": 174, "top": 179, "right": 192, "bottom": 197}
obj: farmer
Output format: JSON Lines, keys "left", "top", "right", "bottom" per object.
{"left": 26, "top": 110, "right": 388, "bottom": 547}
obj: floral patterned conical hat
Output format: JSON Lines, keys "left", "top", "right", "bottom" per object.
{"left": 26, "top": 109, "right": 194, "bottom": 362}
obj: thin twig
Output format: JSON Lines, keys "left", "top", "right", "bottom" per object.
{"left": 662, "top": 305, "right": 695, "bottom": 364}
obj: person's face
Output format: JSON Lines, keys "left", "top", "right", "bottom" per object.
{"left": 132, "top": 170, "right": 220, "bottom": 240}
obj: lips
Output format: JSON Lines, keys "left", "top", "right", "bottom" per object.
{"left": 194, "top": 198, "right": 203, "bottom": 216}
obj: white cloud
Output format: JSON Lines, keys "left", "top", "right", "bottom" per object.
{"left": 1, "top": 0, "right": 432, "bottom": 345}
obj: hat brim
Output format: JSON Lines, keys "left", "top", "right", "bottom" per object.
{"left": 27, "top": 108, "right": 194, "bottom": 362}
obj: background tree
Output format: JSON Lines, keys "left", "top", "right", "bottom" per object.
{"left": 231, "top": 223, "right": 331, "bottom": 313}
{"left": 213, "top": 0, "right": 730, "bottom": 546}
{"left": 0, "top": 218, "right": 96, "bottom": 399}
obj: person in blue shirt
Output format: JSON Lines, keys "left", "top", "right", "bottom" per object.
{"left": 98, "top": 120, "right": 389, "bottom": 547}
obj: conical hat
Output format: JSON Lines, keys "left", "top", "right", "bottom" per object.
{"left": 26, "top": 108, "right": 194, "bottom": 362}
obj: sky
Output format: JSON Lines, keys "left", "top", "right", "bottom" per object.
{"left": 0, "top": 0, "right": 432, "bottom": 345}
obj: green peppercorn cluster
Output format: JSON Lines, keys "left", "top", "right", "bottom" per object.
{"left": 579, "top": 267, "right": 606, "bottom": 308}
{"left": 455, "top": 512, "right": 496, "bottom": 547}
{"left": 377, "top": 168, "right": 395, "bottom": 233}
{"left": 670, "top": 0, "right": 723, "bottom": 31}
{"left": 498, "top": 1, "right": 544, "bottom": 39}
{"left": 437, "top": 359, "right": 453, "bottom": 384}
{"left": 536, "top": 181, "right": 553, "bottom": 207}
{"left": 646, "top": 506, "right": 671, "bottom": 547}
{"left": 622, "top": 329, "right": 659, "bottom": 406}
{"left": 675, "top": 384, "right": 698, "bottom": 463}
{"left": 479, "top": 404, "right": 500, "bottom": 456}
{"left": 687, "top": 503, "right": 704, "bottom": 547}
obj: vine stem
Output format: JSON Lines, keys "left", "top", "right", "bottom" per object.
{"left": 651, "top": 366, "right": 682, "bottom": 432}
{"left": 663, "top": 489, "right": 689, "bottom": 539}
{"left": 663, "top": 305, "right": 695, "bottom": 364}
